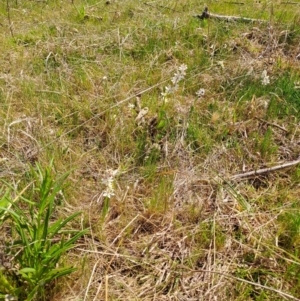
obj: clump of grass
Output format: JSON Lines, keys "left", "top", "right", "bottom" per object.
{"left": 0, "top": 163, "right": 87, "bottom": 301}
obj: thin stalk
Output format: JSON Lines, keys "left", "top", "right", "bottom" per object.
{"left": 6, "top": 0, "right": 15, "bottom": 38}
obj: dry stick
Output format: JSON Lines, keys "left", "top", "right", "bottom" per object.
{"left": 83, "top": 259, "right": 101, "bottom": 301}
{"left": 185, "top": 268, "right": 300, "bottom": 301}
{"left": 195, "top": 7, "right": 267, "bottom": 23}
{"left": 255, "top": 117, "right": 288, "bottom": 132}
{"left": 231, "top": 157, "right": 300, "bottom": 181}
{"left": 110, "top": 214, "right": 140, "bottom": 246}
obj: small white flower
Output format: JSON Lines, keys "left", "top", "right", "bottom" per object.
{"left": 196, "top": 88, "right": 205, "bottom": 97}
{"left": 103, "top": 188, "right": 115, "bottom": 199}
{"left": 108, "top": 168, "right": 119, "bottom": 177}
{"left": 151, "top": 143, "right": 161, "bottom": 151}
{"left": 178, "top": 63, "right": 188, "bottom": 73}
{"left": 101, "top": 168, "right": 119, "bottom": 200}
{"left": 261, "top": 70, "right": 270, "bottom": 85}
{"left": 161, "top": 85, "right": 175, "bottom": 102}
{"left": 171, "top": 75, "right": 180, "bottom": 85}
{"left": 161, "top": 63, "right": 187, "bottom": 102}
{"left": 164, "top": 85, "right": 172, "bottom": 94}
{"left": 161, "top": 96, "right": 169, "bottom": 103}
{"left": 171, "top": 64, "right": 187, "bottom": 85}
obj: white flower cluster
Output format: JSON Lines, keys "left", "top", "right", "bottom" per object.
{"left": 171, "top": 64, "right": 187, "bottom": 86}
{"left": 101, "top": 168, "right": 119, "bottom": 199}
{"left": 261, "top": 70, "right": 270, "bottom": 86}
{"left": 161, "top": 64, "right": 187, "bottom": 101}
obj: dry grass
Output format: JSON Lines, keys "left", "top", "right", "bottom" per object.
{"left": 1, "top": 0, "right": 300, "bottom": 300}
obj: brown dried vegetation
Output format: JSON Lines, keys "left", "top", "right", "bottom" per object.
{"left": 1, "top": 0, "right": 300, "bottom": 300}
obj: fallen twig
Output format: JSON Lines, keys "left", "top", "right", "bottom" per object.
{"left": 231, "top": 157, "right": 300, "bottom": 180}
{"left": 255, "top": 117, "right": 288, "bottom": 133}
{"left": 195, "top": 7, "right": 266, "bottom": 23}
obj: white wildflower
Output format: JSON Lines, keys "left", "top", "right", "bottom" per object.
{"left": 161, "top": 85, "right": 173, "bottom": 102}
{"left": 101, "top": 168, "right": 119, "bottom": 199}
{"left": 171, "top": 64, "right": 187, "bottom": 86}
{"left": 163, "top": 85, "right": 172, "bottom": 95}
{"left": 102, "top": 177, "right": 115, "bottom": 198}
{"left": 196, "top": 88, "right": 205, "bottom": 97}
{"left": 161, "top": 63, "right": 187, "bottom": 102}
{"left": 178, "top": 63, "right": 188, "bottom": 73}
{"left": 261, "top": 70, "right": 270, "bottom": 86}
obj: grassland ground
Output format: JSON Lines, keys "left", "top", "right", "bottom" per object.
{"left": 0, "top": 0, "right": 300, "bottom": 300}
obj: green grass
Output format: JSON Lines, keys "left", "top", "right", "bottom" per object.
{"left": 0, "top": 0, "right": 300, "bottom": 300}
{"left": 0, "top": 163, "right": 87, "bottom": 300}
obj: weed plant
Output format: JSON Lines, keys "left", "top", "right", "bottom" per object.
{"left": 0, "top": 163, "right": 87, "bottom": 300}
